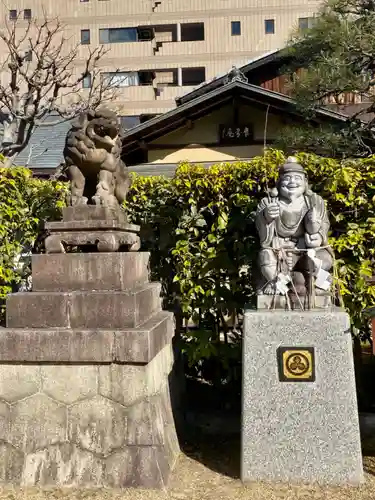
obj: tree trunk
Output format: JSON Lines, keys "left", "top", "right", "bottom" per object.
{"left": 2, "top": 154, "right": 17, "bottom": 168}
{"left": 1, "top": 117, "right": 20, "bottom": 167}
{"left": 1, "top": 118, "right": 18, "bottom": 147}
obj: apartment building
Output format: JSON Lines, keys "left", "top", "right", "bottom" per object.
{"left": 0, "top": 0, "right": 323, "bottom": 127}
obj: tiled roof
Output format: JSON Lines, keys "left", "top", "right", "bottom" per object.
{"left": 15, "top": 116, "right": 72, "bottom": 169}
{"left": 1, "top": 115, "right": 142, "bottom": 170}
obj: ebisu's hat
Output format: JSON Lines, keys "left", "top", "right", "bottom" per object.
{"left": 279, "top": 156, "right": 306, "bottom": 176}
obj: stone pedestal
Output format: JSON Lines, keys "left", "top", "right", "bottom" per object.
{"left": 0, "top": 207, "right": 180, "bottom": 488}
{"left": 241, "top": 309, "right": 363, "bottom": 486}
{"left": 44, "top": 206, "right": 140, "bottom": 253}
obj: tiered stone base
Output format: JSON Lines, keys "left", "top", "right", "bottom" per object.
{"left": 0, "top": 249, "right": 180, "bottom": 488}
{"left": 44, "top": 206, "right": 141, "bottom": 253}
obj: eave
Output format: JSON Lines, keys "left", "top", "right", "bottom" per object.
{"left": 122, "top": 81, "right": 348, "bottom": 154}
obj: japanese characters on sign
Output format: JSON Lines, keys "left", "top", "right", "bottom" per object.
{"left": 219, "top": 124, "right": 253, "bottom": 144}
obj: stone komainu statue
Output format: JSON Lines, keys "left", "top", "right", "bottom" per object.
{"left": 64, "top": 108, "right": 130, "bottom": 208}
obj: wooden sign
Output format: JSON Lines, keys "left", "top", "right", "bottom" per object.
{"left": 218, "top": 124, "right": 253, "bottom": 145}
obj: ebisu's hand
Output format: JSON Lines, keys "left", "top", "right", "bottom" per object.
{"left": 286, "top": 252, "right": 294, "bottom": 270}
{"left": 305, "top": 233, "right": 322, "bottom": 248}
{"left": 264, "top": 201, "right": 280, "bottom": 223}
{"left": 306, "top": 207, "right": 321, "bottom": 233}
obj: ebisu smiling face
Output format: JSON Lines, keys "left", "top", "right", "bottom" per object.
{"left": 279, "top": 172, "right": 306, "bottom": 201}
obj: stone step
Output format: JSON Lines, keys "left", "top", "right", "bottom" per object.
{"left": 6, "top": 283, "right": 162, "bottom": 329}
{"left": 32, "top": 252, "right": 150, "bottom": 292}
{"left": 0, "top": 311, "right": 173, "bottom": 364}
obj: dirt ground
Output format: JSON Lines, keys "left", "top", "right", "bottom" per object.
{"left": 0, "top": 434, "right": 375, "bottom": 500}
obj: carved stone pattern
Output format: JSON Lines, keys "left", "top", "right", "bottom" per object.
{"left": 0, "top": 346, "right": 179, "bottom": 487}
{"left": 44, "top": 231, "right": 140, "bottom": 253}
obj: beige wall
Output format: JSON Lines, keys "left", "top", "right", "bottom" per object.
{"left": 148, "top": 145, "right": 264, "bottom": 163}
{"left": 147, "top": 103, "right": 282, "bottom": 162}
{"left": 0, "top": 0, "right": 323, "bottom": 116}
{"left": 150, "top": 104, "right": 283, "bottom": 145}
{"left": 1, "top": 0, "right": 323, "bottom": 18}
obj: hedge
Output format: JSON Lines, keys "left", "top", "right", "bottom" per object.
{"left": 1, "top": 149, "right": 375, "bottom": 386}
{"left": 0, "top": 165, "right": 67, "bottom": 320}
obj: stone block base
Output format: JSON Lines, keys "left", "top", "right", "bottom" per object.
{"left": 1, "top": 246, "right": 181, "bottom": 488}
{"left": 242, "top": 309, "right": 363, "bottom": 486}
{"left": 31, "top": 252, "right": 150, "bottom": 292}
{"left": 6, "top": 283, "right": 162, "bottom": 329}
{"left": 0, "top": 312, "right": 173, "bottom": 364}
{"left": 0, "top": 343, "right": 180, "bottom": 488}
{"left": 44, "top": 205, "right": 140, "bottom": 253}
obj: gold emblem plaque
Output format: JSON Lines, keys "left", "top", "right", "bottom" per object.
{"left": 277, "top": 347, "right": 315, "bottom": 382}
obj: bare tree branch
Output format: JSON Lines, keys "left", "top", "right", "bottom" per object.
{"left": 0, "top": 13, "right": 121, "bottom": 166}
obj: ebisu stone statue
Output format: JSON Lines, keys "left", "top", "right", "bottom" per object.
{"left": 64, "top": 107, "right": 130, "bottom": 208}
{"left": 243, "top": 157, "right": 363, "bottom": 486}
{"left": 255, "top": 156, "right": 334, "bottom": 306}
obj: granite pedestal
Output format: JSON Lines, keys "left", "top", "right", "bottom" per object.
{"left": 241, "top": 309, "right": 364, "bottom": 486}
{"left": 0, "top": 207, "right": 180, "bottom": 488}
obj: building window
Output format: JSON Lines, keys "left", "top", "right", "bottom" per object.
{"left": 82, "top": 73, "right": 92, "bottom": 88}
{"left": 181, "top": 22, "right": 205, "bottom": 41}
{"left": 181, "top": 67, "right": 206, "bottom": 86}
{"left": 9, "top": 9, "right": 17, "bottom": 20}
{"left": 154, "top": 69, "right": 177, "bottom": 86}
{"left": 120, "top": 115, "right": 141, "bottom": 130}
{"left": 102, "top": 70, "right": 154, "bottom": 87}
{"left": 265, "top": 19, "right": 275, "bottom": 34}
{"left": 24, "top": 9, "right": 32, "bottom": 20}
{"left": 298, "top": 17, "right": 315, "bottom": 31}
{"left": 99, "top": 27, "right": 138, "bottom": 44}
{"left": 80, "top": 0, "right": 89, "bottom": 2}
{"left": 24, "top": 50, "right": 32, "bottom": 62}
{"left": 138, "top": 27, "right": 154, "bottom": 41}
{"left": 102, "top": 72, "right": 140, "bottom": 87}
{"left": 231, "top": 21, "right": 241, "bottom": 36}
{"left": 81, "top": 29, "right": 90, "bottom": 44}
